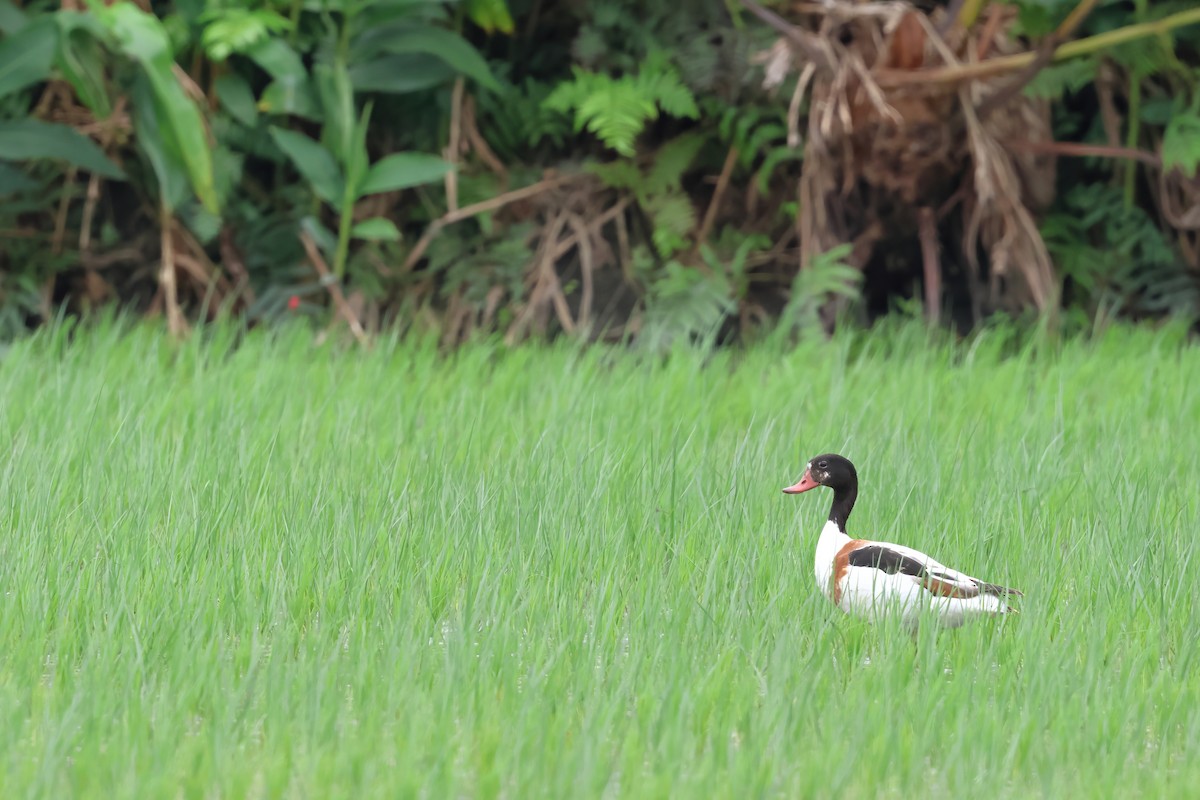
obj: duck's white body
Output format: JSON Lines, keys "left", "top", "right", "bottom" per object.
{"left": 813, "top": 520, "right": 1013, "bottom": 630}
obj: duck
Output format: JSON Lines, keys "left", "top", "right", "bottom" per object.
{"left": 783, "top": 453, "right": 1021, "bottom": 629}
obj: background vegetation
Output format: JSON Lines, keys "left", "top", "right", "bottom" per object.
{"left": 2, "top": 0, "right": 1200, "bottom": 348}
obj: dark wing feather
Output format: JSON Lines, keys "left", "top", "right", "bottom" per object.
{"left": 846, "top": 544, "right": 1020, "bottom": 599}
{"left": 846, "top": 545, "right": 930, "bottom": 578}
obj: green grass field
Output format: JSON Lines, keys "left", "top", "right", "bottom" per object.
{"left": 1, "top": 320, "right": 1198, "bottom": 798}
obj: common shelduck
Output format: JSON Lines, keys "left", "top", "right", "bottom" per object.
{"left": 783, "top": 454, "right": 1021, "bottom": 629}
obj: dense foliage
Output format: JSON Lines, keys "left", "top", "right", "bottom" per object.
{"left": 2, "top": 0, "right": 1199, "bottom": 345}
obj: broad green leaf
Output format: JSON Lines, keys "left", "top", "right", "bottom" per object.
{"left": 347, "top": 55, "right": 455, "bottom": 94}
{"left": 98, "top": 3, "right": 219, "bottom": 212}
{"left": 142, "top": 67, "right": 220, "bottom": 213}
{"left": 130, "top": 73, "right": 189, "bottom": 210}
{"left": 0, "top": 160, "right": 39, "bottom": 196}
{"left": 1162, "top": 111, "right": 1200, "bottom": 177}
{"left": 466, "top": 0, "right": 514, "bottom": 35}
{"left": 244, "top": 36, "right": 305, "bottom": 81}
{"left": 98, "top": 3, "right": 172, "bottom": 63}
{"left": 344, "top": 103, "right": 373, "bottom": 194}
{"left": 314, "top": 60, "right": 355, "bottom": 167}
{"left": 1140, "top": 97, "right": 1178, "bottom": 126}
{"left": 0, "top": 119, "right": 124, "bottom": 178}
{"left": 269, "top": 126, "right": 345, "bottom": 206}
{"left": 215, "top": 73, "right": 258, "bottom": 126}
{"left": 351, "top": 217, "right": 401, "bottom": 241}
{"left": 0, "top": 16, "right": 56, "bottom": 98}
{"left": 55, "top": 12, "right": 112, "bottom": 117}
{"left": 0, "top": 0, "right": 26, "bottom": 35}
{"left": 350, "top": 1, "right": 450, "bottom": 38}
{"left": 210, "top": 142, "right": 245, "bottom": 206}
{"left": 358, "top": 152, "right": 452, "bottom": 197}
{"left": 357, "top": 25, "right": 498, "bottom": 92}
{"left": 258, "top": 77, "right": 320, "bottom": 119}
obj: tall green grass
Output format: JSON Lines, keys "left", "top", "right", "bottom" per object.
{"left": 1, "top": 319, "right": 1198, "bottom": 798}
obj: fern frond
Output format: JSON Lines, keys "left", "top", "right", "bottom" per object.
{"left": 585, "top": 159, "right": 643, "bottom": 190}
{"left": 1023, "top": 58, "right": 1097, "bottom": 99}
{"left": 639, "top": 259, "right": 734, "bottom": 352}
{"left": 644, "top": 132, "right": 705, "bottom": 196}
{"left": 541, "top": 53, "right": 698, "bottom": 156}
{"left": 644, "top": 192, "right": 696, "bottom": 258}
{"left": 576, "top": 85, "right": 658, "bottom": 155}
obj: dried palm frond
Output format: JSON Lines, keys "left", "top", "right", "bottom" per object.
{"left": 745, "top": 0, "right": 1063, "bottom": 319}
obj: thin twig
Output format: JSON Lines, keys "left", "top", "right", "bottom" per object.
{"left": 876, "top": 7, "right": 1200, "bottom": 88}
{"left": 462, "top": 94, "right": 509, "bottom": 183}
{"left": 696, "top": 146, "right": 738, "bottom": 250}
{"left": 615, "top": 205, "right": 632, "bottom": 285}
{"left": 975, "top": 0, "right": 1102, "bottom": 120}
{"left": 787, "top": 62, "right": 815, "bottom": 148}
{"left": 159, "top": 203, "right": 187, "bottom": 337}
{"left": 737, "top": 0, "right": 836, "bottom": 72}
{"left": 975, "top": 4, "right": 1005, "bottom": 60}
{"left": 219, "top": 226, "right": 256, "bottom": 307}
{"left": 917, "top": 207, "right": 941, "bottom": 326}
{"left": 550, "top": 196, "right": 632, "bottom": 261}
{"left": 79, "top": 173, "right": 101, "bottom": 253}
{"left": 400, "top": 174, "right": 579, "bottom": 274}
{"left": 566, "top": 214, "right": 595, "bottom": 333}
{"left": 52, "top": 166, "right": 78, "bottom": 256}
{"left": 1002, "top": 139, "right": 1160, "bottom": 166}
{"left": 506, "top": 212, "right": 571, "bottom": 344}
{"left": 445, "top": 77, "right": 464, "bottom": 213}
{"left": 936, "top": 0, "right": 968, "bottom": 37}
{"left": 299, "top": 230, "right": 369, "bottom": 346}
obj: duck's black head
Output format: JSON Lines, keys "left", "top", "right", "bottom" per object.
{"left": 781, "top": 454, "right": 858, "bottom": 495}
{"left": 782, "top": 453, "right": 860, "bottom": 531}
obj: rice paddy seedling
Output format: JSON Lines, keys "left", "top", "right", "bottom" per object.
{"left": 0, "top": 318, "right": 1197, "bottom": 798}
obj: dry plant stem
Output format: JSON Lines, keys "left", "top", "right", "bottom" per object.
{"left": 960, "top": 85, "right": 1055, "bottom": 312}
{"left": 788, "top": 63, "right": 816, "bottom": 147}
{"left": 876, "top": 7, "right": 1200, "bottom": 88}
{"left": 537, "top": 202, "right": 619, "bottom": 333}
{"left": 80, "top": 174, "right": 101, "bottom": 253}
{"left": 462, "top": 95, "right": 508, "bottom": 183}
{"left": 975, "top": 5, "right": 1005, "bottom": 60}
{"left": 52, "top": 166, "right": 78, "bottom": 256}
{"left": 550, "top": 196, "right": 632, "bottom": 262}
{"left": 565, "top": 214, "right": 595, "bottom": 332}
{"left": 159, "top": 203, "right": 186, "bottom": 337}
{"left": 1056, "top": 0, "right": 1104, "bottom": 38}
{"left": 219, "top": 227, "right": 256, "bottom": 307}
{"left": 299, "top": 230, "right": 369, "bottom": 347}
{"left": 615, "top": 207, "right": 632, "bottom": 284}
{"left": 506, "top": 212, "right": 573, "bottom": 344}
{"left": 695, "top": 146, "right": 739, "bottom": 250}
{"left": 1096, "top": 65, "right": 1123, "bottom": 147}
{"left": 400, "top": 174, "right": 578, "bottom": 274}
{"left": 918, "top": 207, "right": 941, "bottom": 326}
{"left": 1003, "top": 139, "right": 1160, "bottom": 166}
{"left": 937, "top": 0, "right": 968, "bottom": 37}
{"left": 445, "top": 78, "right": 464, "bottom": 213}
{"left": 974, "top": 0, "right": 1102, "bottom": 121}
{"left": 738, "top": 0, "right": 836, "bottom": 71}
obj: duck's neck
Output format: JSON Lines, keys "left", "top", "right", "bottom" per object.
{"left": 828, "top": 484, "right": 857, "bottom": 533}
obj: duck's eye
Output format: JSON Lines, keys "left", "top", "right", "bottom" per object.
{"left": 817, "top": 460, "right": 828, "bottom": 469}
